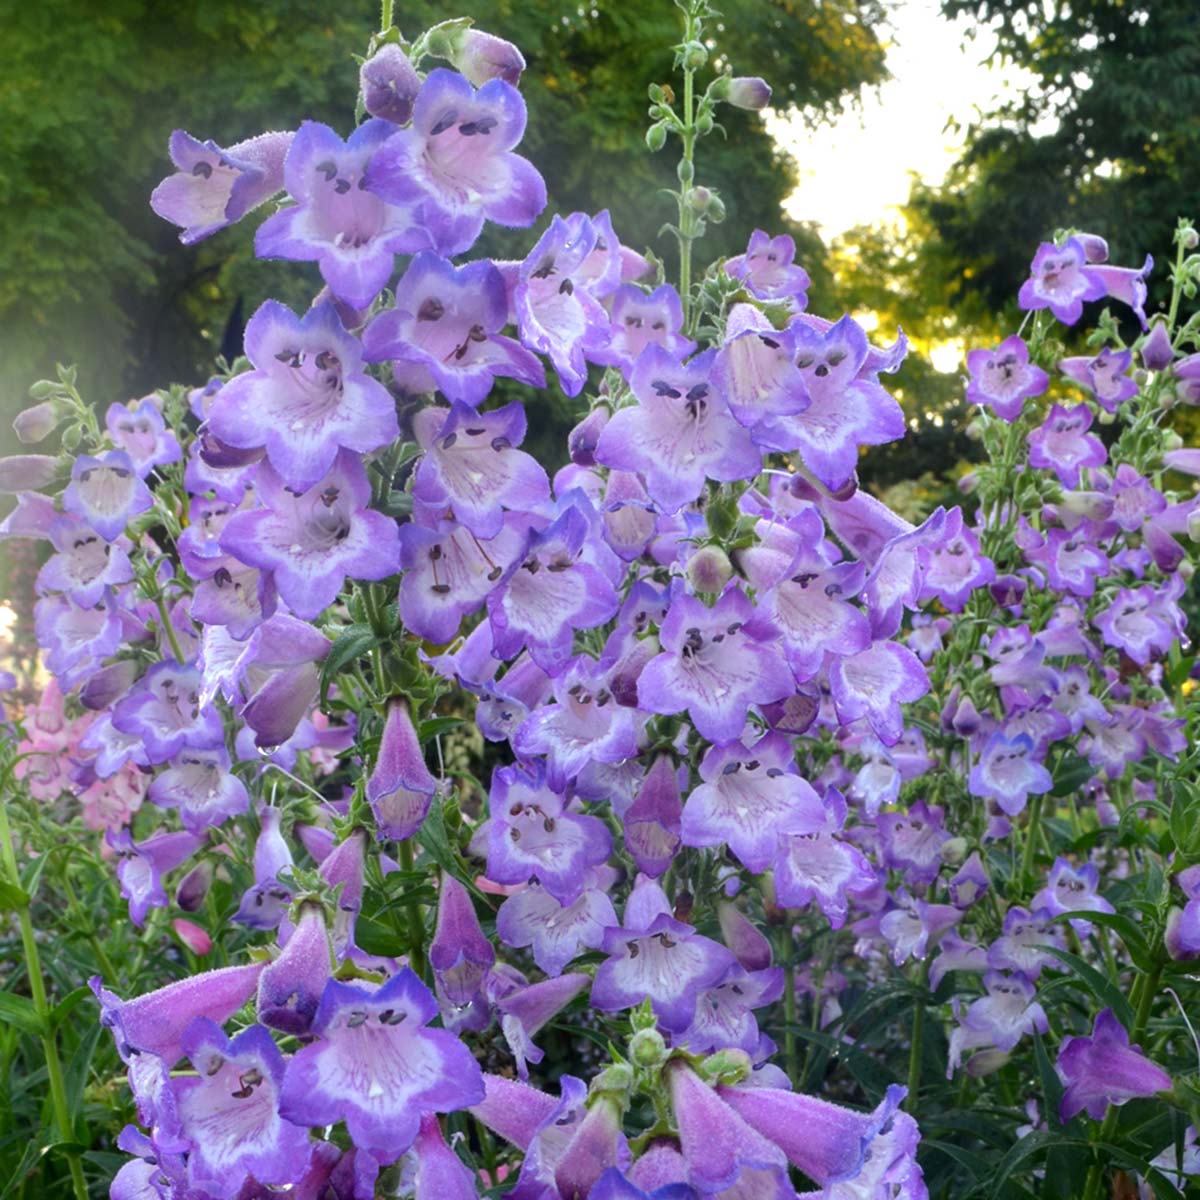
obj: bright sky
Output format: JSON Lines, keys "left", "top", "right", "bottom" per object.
{"left": 764, "top": 0, "right": 1039, "bottom": 238}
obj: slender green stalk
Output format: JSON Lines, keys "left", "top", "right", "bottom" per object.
{"left": 0, "top": 790, "right": 89, "bottom": 1200}
{"left": 380, "top": 0, "right": 393, "bottom": 34}
{"left": 155, "top": 592, "right": 186, "bottom": 664}
{"left": 1020, "top": 793, "right": 1044, "bottom": 890}
{"left": 675, "top": 1, "right": 701, "bottom": 332}
{"left": 781, "top": 933, "right": 797, "bottom": 1086}
{"left": 906, "top": 957, "right": 931, "bottom": 1113}
{"left": 399, "top": 837, "right": 426, "bottom": 980}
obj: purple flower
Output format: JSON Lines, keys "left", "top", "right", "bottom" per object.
{"left": 829, "top": 639, "right": 929, "bottom": 746}
{"left": 175, "top": 1019, "right": 311, "bottom": 1192}
{"left": 496, "top": 867, "right": 619, "bottom": 976}
{"left": 710, "top": 303, "right": 811, "bottom": 430}
{"left": 637, "top": 587, "right": 794, "bottom": 744}
{"left": 63, "top": 449, "right": 153, "bottom": 542}
{"left": 430, "top": 875, "right": 495, "bottom": 1032}
{"left": 278, "top": 970, "right": 485, "bottom": 1162}
{"left": 878, "top": 893, "right": 962, "bottom": 965}
{"left": 590, "top": 284, "right": 696, "bottom": 372}
{"left": 37, "top": 514, "right": 133, "bottom": 606}
{"left": 1032, "top": 857, "right": 1114, "bottom": 937}
{"left": 148, "top": 745, "right": 249, "bottom": 832}
{"left": 91, "top": 962, "right": 266, "bottom": 1065}
{"left": 1018, "top": 238, "right": 1106, "bottom": 325}
{"left": 487, "top": 503, "right": 620, "bottom": 673}
{"left": 257, "top": 903, "right": 331, "bottom": 1034}
{"left": 359, "top": 44, "right": 422, "bottom": 124}
{"left": 220, "top": 452, "right": 399, "bottom": 619}
{"left": 773, "top": 787, "right": 877, "bottom": 928}
{"left": 919, "top": 523, "right": 995, "bottom": 613}
{"left": 968, "top": 730, "right": 1053, "bottom": 817}
{"left": 591, "top": 876, "right": 736, "bottom": 1032}
{"left": 594, "top": 345, "right": 761, "bottom": 512}
{"left": 681, "top": 733, "right": 826, "bottom": 872}
{"left": 151, "top": 128, "right": 292, "bottom": 244}
{"left": 366, "top": 700, "right": 439, "bottom": 841}
{"left": 949, "top": 972, "right": 1049, "bottom": 1073}
{"left": 208, "top": 299, "right": 398, "bottom": 491}
{"left": 1058, "top": 1008, "right": 1171, "bottom": 1122}
{"left": 622, "top": 756, "right": 684, "bottom": 879}
{"left": 496, "top": 972, "right": 589, "bottom": 1079}
{"left": 1059, "top": 347, "right": 1138, "bottom": 412}
{"left": 1090, "top": 254, "right": 1154, "bottom": 329}
{"left": 877, "top": 801, "right": 951, "bottom": 886}
{"left": 364, "top": 254, "right": 544, "bottom": 405}
{"left": 680, "top": 961, "right": 784, "bottom": 1056}
{"left": 113, "top": 660, "right": 224, "bottom": 764}
{"left": 948, "top": 852, "right": 991, "bottom": 910}
{"left": 725, "top": 230, "right": 810, "bottom": 305}
{"left": 753, "top": 314, "right": 906, "bottom": 489}
{"left": 255, "top": 119, "right": 429, "bottom": 309}
{"left": 1094, "top": 585, "right": 1176, "bottom": 664}
{"left": 108, "top": 828, "right": 203, "bottom": 927}
{"left": 987, "top": 907, "right": 1065, "bottom": 979}
{"left": 965, "top": 336, "right": 1048, "bottom": 421}
{"left": 445, "top": 28, "right": 527, "bottom": 87}
{"left": 514, "top": 212, "right": 612, "bottom": 396}
{"left": 105, "top": 397, "right": 181, "bottom": 478}
{"left": 1020, "top": 522, "right": 1110, "bottom": 599}
{"left": 367, "top": 69, "right": 545, "bottom": 256}
{"left": 1027, "top": 404, "right": 1107, "bottom": 489}
{"left": 484, "top": 763, "right": 612, "bottom": 903}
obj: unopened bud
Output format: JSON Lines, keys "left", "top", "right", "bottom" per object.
{"left": 175, "top": 859, "right": 214, "bottom": 912}
{"left": 591, "top": 1062, "right": 635, "bottom": 1096}
{"left": 1163, "top": 431, "right": 1185, "bottom": 452}
{"left": 964, "top": 419, "right": 984, "bottom": 442}
{"left": 711, "top": 75, "right": 772, "bottom": 110}
{"left": 1183, "top": 227, "right": 1200, "bottom": 251}
{"left": 1098, "top": 409, "right": 1117, "bottom": 425}
{"left": 645, "top": 122, "right": 668, "bottom": 152}
{"left": 629, "top": 1028, "right": 668, "bottom": 1069}
{"left": 695, "top": 112, "right": 714, "bottom": 136}
{"left": 940, "top": 836, "right": 969, "bottom": 866}
{"left": 677, "top": 158, "right": 694, "bottom": 186}
{"left": 449, "top": 28, "right": 525, "bottom": 87}
{"left": 172, "top": 917, "right": 213, "bottom": 955}
{"left": 13, "top": 401, "right": 61, "bottom": 445}
{"left": 699, "top": 1048, "right": 752, "bottom": 1086}
{"left": 680, "top": 40, "right": 707, "bottom": 69}
{"left": 360, "top": 44, "right": 421, "bottom": 125}
{"left": 1141, "top": 319, "right": 1174, "bottom": 372}
{"left": 1188, "top": 506, "right": 1200, "bottom": 545}
{"left": 568, "top": 406, "right": 610, "bottom": 466}
{"left": 1180, "top": 559, "right": 1195, "bottom": 581}
{"left": 0, "top": 454, "right": 60, "bottom": 492}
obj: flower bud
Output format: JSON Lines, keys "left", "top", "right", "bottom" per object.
{"left": 680, "top": 40, "right": 707, "bottom": 69}
{"left": 0, "top": 454, "right": 60, "bottom": 492}
{"left": 951, "top": 695, "right": 983, "bottom": 738}
{"left": 964, "top": 419, "right": 984, "bottom": 442}
{"left": 677, "top": 158, "right": 694, "bottom": 186}
{"left": 172, "top": 918, "right": 213, "bottom": 956}
{"left": 590, "top": 1061, "right": 635, "bottom": 1096}
{"left": 1098, "top": 409, "right": 1116, "bottom": 425}
{"left": 1180, "top": 559, "right": 1195, "bottom": 581}
{"left": 966, "top": 1048, "right": 1011, "bottom": 1078}
{"left": 1141, "top": 319, "right": 1174, "bottom": 371}
{"left": 1166, "top": 902, "right": 1200, "bottom": 961}
{"left": 939, "top": 837, "right": 969, "bottom": 866}
{"left": 695, "top": 112, "right": 714, "bottom": 136}
{"left": 699, "top": 1048, "right": 752, "bottom": 1086}
{"left": 645, "top": 122, "right": 668, "bottom": 152}
{"left": 1188, "top": 506, "right": 1200, "bottom": 545}
{"left": 685, "top": 545, "right": 733, "bottom": 594}
{"left": 360, "top": 44, "right": 421, "bottom": 125}
{"left": 448, "top": 29, "right": 526, "bottom": 87}
{"left": 629, "top": 1027, "right": 669, "bottom": 1069}
{"left": 711, "top": 74, "right": 772, "bottom": 110}
{"left": 13, "top": 401, "right": 61, "bottom": 445}
{"left": 175, "top": 860, "right": 214, "bottom": 912}
{"left": 1163, "top": 431, "right": 1185, "bottom": 453}
{"left": 568, "top": 406, "right": 610, "bottom": 466}
{"left": 1183, "top": 227, "right": 1200, "bottom": 251}
{"left": 957, "top": 471, "right": 979, "bottom": 494}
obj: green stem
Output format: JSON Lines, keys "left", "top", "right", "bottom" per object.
{"left": 0, "top": 790, "right": 89, "bottom": 1200}
{"left": 59, "top": 863, "right": 119, "bottom": 982}
{"left": 380, "top": 0, "right": 393, "bottom": 33}
{"left": 676, "top": 4, "right": 699, "bottom": 331}
{"left": 1020, "top": 793, "right": 1044, "bottom": 892}
{"left": 399, "top": 837, "right": 426, "bottom": 981}
{"left": 155, "top": 592, "right": 186, "bottom": 664}
{"left": 780, "top": 931, "right": 797, "bottom": 1086}
{"left": 906, "top": 957, "right": 931, "bottom": 1113}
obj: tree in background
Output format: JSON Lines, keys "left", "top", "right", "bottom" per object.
{"left": 0, "top": 0, "right": 889, "bottom": 451}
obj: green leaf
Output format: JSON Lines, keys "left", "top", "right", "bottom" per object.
{"left": 49, "top": 986, "right": 93, "bottom": 1031}
{"left": 319, "top": 624, "right": 376, "bottom": 703}
{"left": 0, "top": 992, "right": 42, "bottom": 1035}
{"left": 0, "top": 878, "right": 30, "bottom": 910}
{"left": 1045, "top": 909, "right": 1152, "bottom": 969}
{"left": 1051, "top": 754, "right": 1093, "bottom": 797}
{"left": 1042, "top": 946, "right": 1135, "bottom": 1028}
{"left": 418, "top": 716, "right": 464, "bottom": 742}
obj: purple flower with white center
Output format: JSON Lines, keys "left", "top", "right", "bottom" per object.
{"left": 107, "top": 828, "right": 203, "bottom": 927}
{"left": 1058, "top": 1008, "right": 1172, "bottom": 1122}
{"left": 1051, "top": 664, "right": 1107, "bottom": 734}
{"left": 1084, "top": 706, "right": 1150, "bottom": 778}
{"left": 366, "top": 68, "right": 546, "bottom": 256}
{"left": 496, "top": 867, "right": 619, "bottom": 976}
{"left": 1027, "top": 404, "right": 1107, "bottom": 489}
{"left": 112, "top": 660, "right": 224, "bottom": 765}
{"left": 278, "top": 969, "right": 485, "bottom": 1163}
{"left": 63, "top": 449, "right": 153, "bottom": 542}
{"left": 430, "top": 874, "right": 495, "bottom": 1032}
{"left": 710, "top": 303, "right": 810, "bottom": 430}
{"left": 496, "top": 972, "right": 589, "bottom": 1080}
{"left": 774, "top": 787, "right": 877, "bottom": 929}
{"left": 37, "top": 515, "right": 133, "bottom": 606}
{"left": 34, "top": 593, "right": 124, "bottom": 689}
{"left": 951, "top": 972, "right": 1048, "bottom": 1070}
{"left": 1032, "top": 857, "right": 1114, "bottom": 937}
{"left": 930, "top": 931, "right": 989, "bottom": 990}
{"left": 91, "top": 963, "right": 266, "bottom": 1065}
{"left": 919, "top": 523, "right": 995, "bottom": 613}
{"left": 1091, "top": 254, "right": 1154, "bottom": 329}
{"left": 514, "top": 212, "right": 612, "bottom": 396}
{"left": 987, "top": 907, "right": 1066, "bottom": 979}
{"left": 220, "top": 452, "right": 399, "bottom": 620}
{"left": 829, "top": 639, "right": 929, "bottom": 746}
{"left": 877, "top": 802, "right": 951, "bottom": 886}
{"left": 151, "top": 128, "right": 292, "bottom": 244}
{"left": 594, "top": 345, "right": 761, "bottom": 512}
{"left": 208, "top": 300, "right": 398, "bottom": 492}
{"left": 968, "top": 730, "right": 1052, "bottom": 818}
{"left": 255, "top": 119, "right": 429, "bottom": 309}
{"left": 366, "top": 699, "right": 439, "bottom": 842}
{"left": 364, "top": 254, "right": 544, "bottom": 405}
{"left": 105, "top": 397, "right": 181, "bottom": 478}
{"left": 1059, "top": 347, "right": 1138, "bottom": 412}
{"left": 725, "top": 230, "right": 811, "bottom": 305}
{"left": 1020, "top": 523, "right": 1110, "bottom": 599}
{"left": 175, "top": 1019, "right": 310, "bottom": 1192}
{"left": 257, "top": 903, "right": 331, "bottom": 1035}
{"left": 591, "top": 876, "right": 737, "bottom": 1032}
{"left": 484, "top": 763, "right": 612, "bottom": 904}
{"left": 148, "top": 745, "right": 249, "bottom": 833}
{"left": 861, "top": 505, "right": 951, "bottom": 639}
{"left": 637, "top": 587, "right": 793, "bottom": 744}
{"left": 681, "top": 733, "right": 826, "bottom": 873}
{"left": 512, "top": 657, "right": 641, "bottom": 792}
{"left": 753, "top": 314, "right": 906, "bottom": 489}
{"left": 1018, "top": 237, "right": 1106, "bottom": 325}
{"left": 948, "top": 852, "right": 991, "bottom": 910}
{"left": 965, "top": 335, "right": 1048, "bottom": 421}
{"left": 398, "top": 515, "right": 526, "bottom": 645}
{"left": 763, "top": 555, "right": 870, "bottom": 682}
{"left": 590, "top": 284, "right": 696, "bottom": 372}
{"left": 190, "top": 562, "right": 272, "bottom": 640}
{"left": 234, "top": 807, "right": 293, "bottom": 930}
{"left": 848, "top": 739, "right": 901, "bottom": 817}
{"left": 681, "top": 961, "right": 784, "bottom": 1055}
{"left": 623, "top": 756, "right": 684, "bottom": 879}
{"left": 1094, "top": 585, "right": 1175, "bottom": 664}
{"left": 410, "top": 401, "right": 549, "bottom": 540}
{"left": 878, "top": 894, "right": 962, "bottom": 965}
{"left": 487, "top": 504, "right": 619, "bottom": 674}
{"left": 577, "top": 208, "right": 650, "bottom": 297}
{"left": 1106, "top": 462, "right": 1166, "bottom": 531}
